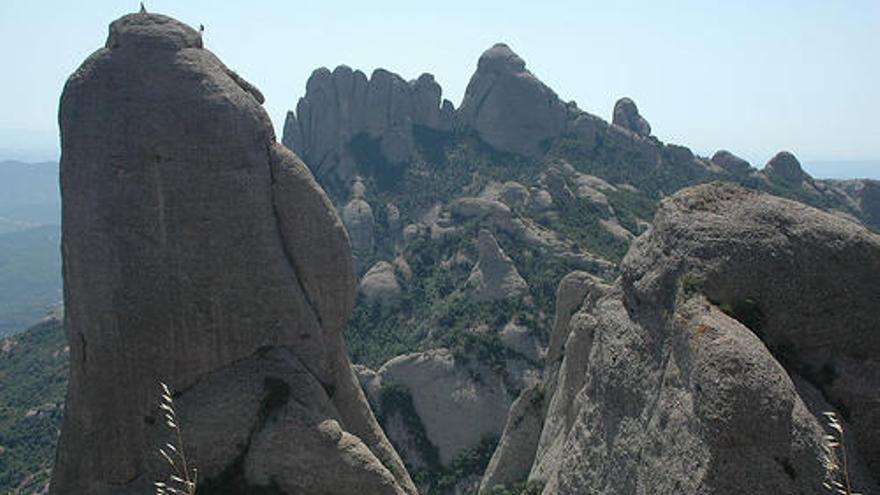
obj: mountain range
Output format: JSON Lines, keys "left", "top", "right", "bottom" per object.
{"left": 1, "top": 12, "right": 878, "bottom": 495}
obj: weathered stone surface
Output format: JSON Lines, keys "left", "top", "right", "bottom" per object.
{"left": 466, "top": 229, "right": 529, "bottom": 302}
{"left": 478, "top": 385, "right": 545, "bottom": 494}
{"left": 483, "top": 183, "right": 880, "bottom": 494}
{"left": 363, "top": 348, "right": 526, "bottom": 467}
{"left": 499, "top": 320, "right": 542, "bottom": 362}
{"left": 458, "top": 43, "right": 569, "bottom": 156}
{"left": 51, "top": 12, "right": 414, "bottom": 495}
{"left": 283, "top": 65, "right": 454, "bottom": 187}
{"left": 764, "top": 150, "right": 810, "bottom": 185}
{"left": 611, "top": 97, "right": 651, "bottom": 137}
{"left": 392, "top": 255, "right": 413, "bottom": 283}
{"left": 479, "top": 180, "right": 531, "bottom": 209}
{"left": 386, "top": 202, "right": 402, "bottom": 237}
{"left": 711, "top": 149, "right": 752, "bottom": 174}
{"left": 342, "top": 197, "right": 375, "bottom": 261}
{"left": 360, "top": 261, "right": 401, "bottom": 306}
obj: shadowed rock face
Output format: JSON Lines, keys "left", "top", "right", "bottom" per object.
{"left": 710, "top": 149, "right": 752, "bottom": 174}
{"left": 466, "top": 229, "right": 529, "bottom": 302}
{"left": 482, "top": 183, "right": 880, "bottom": 494}
{"left": 765, "top": 150, "right": 810, "bottom": 185}
{"left": 859, "top": 180, "right": 880, "bottom": 229}
{"left": 282, "top": 65, "right": 454, "bottom": 188}
{"left": 51, "top": 12, "right": 414, "bottom": 495}
{"left": 458, "top": 43, "right": 571, "bottom": 157}
{"left": 611, "top": 97, "right": 651, "bottom": 137}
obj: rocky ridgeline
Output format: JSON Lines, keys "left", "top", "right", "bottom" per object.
{"left": 283, "top": 42, "right": 666, "bottom": 192}
{"left": 278, "top": 41, "right": 880, "bottom": 494}
{"left": 283, "top": 66, "right": 455, "bottom": 188}
{"left": 38, "top": 11, "right": 880, "bottom": 495}
{"left": 51, "top": 13, "right": 414, "bottom": 494}
{"left": 282, "top": 42, "right": 879, "bottom": 237}
{"left": 481, "top": 183, "right": 880, "bottom": 494}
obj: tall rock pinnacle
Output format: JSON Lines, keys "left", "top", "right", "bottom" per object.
{"left": 282, "top": 65, "right": 455, "bottom": 190}
{"left": 764, "top": 150, "right": 810, "bottom": 185}
{"left": 611, "top": 97, "right": 651, "bottom": 137}
{"left": 51, "top": 12, "right": 414, "bottom": 494}
{"left": 458, "top": 43, "right": 571, "bottom": 157}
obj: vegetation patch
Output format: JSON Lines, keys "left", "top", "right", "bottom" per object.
{"left": 680, "top": 272, "right": 705, "bottom": 296}
{"left": 489, "top": 480, "right": 546, "bottom": 495}
{"left": 377, "top": 384, "right": 441, "bottom": 471}
{"left": 0, "top": 319, "right": 67, "bottom": 493}
{"left": 427, "top": 435, "right": 500, "bottom": 494}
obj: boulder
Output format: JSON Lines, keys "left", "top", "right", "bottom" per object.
{"left": 499, "top": 320, "right": 542, "bottom": 362}
{"left": 360, "top": 261, "right": 401, "bottom": 306}
{"left": 392, "top": 255, "right": 413, "bottom": 283}
{"left": 483, "top": 183, "right": 880, "bottom": 494}
{"left": 363, "top": 348, "right": 524, "bottom": 467}
{"left": 466, "top": 229, "right": 529, "bottom": 302}
{"left": 51, "top": 12, "right": 414, "bottom": 495}
{"left": 611, "top": 97, "right": 651, "bottom": 137}
{"left": 498, "top": 181, "right": 531, "bottom": 208}
{"left": 385, "top": 202, "right": 402, "bottom": 237}
{"left": 764, "top": 150, "right": 810, "bottom": 185}
{"left": 711, "top": 149, "right": 752, "bottom": 174}
{"left": 342, "top": 197, "right": 375, "bottom": 262}
{"left": 458, "top": 43, "right": 569, "bottom": 157}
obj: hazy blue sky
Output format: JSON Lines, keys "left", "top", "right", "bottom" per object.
{"left": 1, "top": 0, "right": 878, "bottom": 178}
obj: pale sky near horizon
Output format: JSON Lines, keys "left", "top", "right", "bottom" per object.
{"left": 1, "top": 0, "right": 878, "bottom": 178}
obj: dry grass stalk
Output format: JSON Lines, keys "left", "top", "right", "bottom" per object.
{"left": 154, "top": 382, "right": 198, "bottom": 495}
{"left": 821, "top": 411, "right": 861, "bottom": 495}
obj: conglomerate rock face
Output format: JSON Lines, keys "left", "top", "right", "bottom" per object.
{"left": 482, "top": 183, "right": 880, "bottom": 494}
{"left": 611, "top": 97, "right": 651, "bottom": 137}
{"left": 51, "top": 12, "right": 415, "bottom": 495}
{"left": 710, "top": 149, "right": 752, "bottom": 175}
{"left": 282, "top": 65, "right": 454, "bottom": 188}
{"left": 764, "top": 150, "right": 810, "bottom": 185}
{"left": 458, "top": 43, "right": 571, "bottom": 157}
{"left": 466, "top": 229, "right": 530, "bottom": 303}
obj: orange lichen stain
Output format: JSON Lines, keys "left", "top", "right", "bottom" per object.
{"left": 690, "top": 323, "right": 711, "bottom": 351}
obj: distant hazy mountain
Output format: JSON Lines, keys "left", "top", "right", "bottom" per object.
{"left": 0, "top": 160, "right": 60, "bottom": 234}
{"left": 803, "top": 159, "right": 880, "bottom": 180}
{"left": 0, "top": 160, "right": 61, "bottom": 336}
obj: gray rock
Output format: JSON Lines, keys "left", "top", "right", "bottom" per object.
{"left": 479, "top": 385, "right": 545, "bottom": 494}
{"left": 710, "top": 150, "right": 752, "bottom": 174}
{"left": 411, "top": 73, "right": 443, "bottom": 129}
{"left": 764, "top": 150, "right": 810, "bottom": 185}
{"left": 611, "top": 97, "right": 651, "bottom": 137}
{"left": 364, "top": 348, "right": 523, "bottom": 467}
{"left": 499, "top": 320, "right": 542, "bottom": 362}
{"left": 458, "top": 43, "right": 569, "bottom": 157}
{"left": 386, "top": 202, "right": 402, "bottom": 237}
{"left": 479, "top": 181, "right": 532, "bottom": 210}
{"left": 392, "top": 255, "right": 413, "bottom": 283}
{"left": 568, "top": 112, "right": 603, "bottom": 151}
{"left": 51, "top": 12, "right": 414, "bottom": 495}
{"left": 466, "top": 229, "right": 529, "bottom": 302}
{"left": 483, "top": 183, "right": 879, "bottom": 494}
{"left": 498, "top": 181, "right": 531, "bottom": 208}
{"left": 360, "top": 261, "right": 401, "bottom": 306}
{"left": 342, "top": 197, "right": 375, "bottom": 263}
{"left": 283, "top": 65, "right": 453, "bottom": 187}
